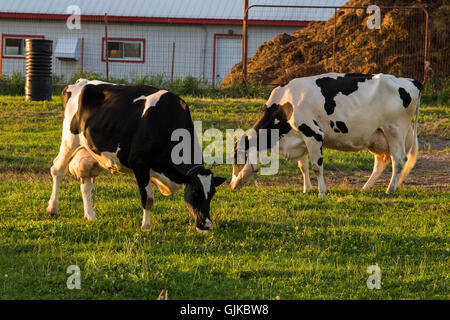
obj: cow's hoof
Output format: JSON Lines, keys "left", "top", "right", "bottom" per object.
{"left": 196, "top": 228, "right": 209, "bottom": 234}
{"left": 141, "top": 224, "right": 151, "bottom": 232}
{"left": 83, "top": 215, "right": 98, "bottom": 222}
{"left": 46, "top": 207, "right": 57, "bottom": 216}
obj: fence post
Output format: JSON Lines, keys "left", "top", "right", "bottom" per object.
{"left": 104, "top": 13, "right": 109, "bottom": 81}
{"left": 0, "top": 32, "right": 3, "bottom": 76}
{"left": 333, "top": 7, "right": 336, "bottom": 72}
{"left": 81, "top": 37, "right": 84, "bottom": 74}
{"left": 242, "top": 0, "right": 248, "bottom": 84}
{"left": 171, "top": 42, "right": 175, "bottom": 84}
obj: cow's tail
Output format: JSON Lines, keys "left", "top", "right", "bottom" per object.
{"left": 399, "top": 91, "right": 421, "bottom": 185}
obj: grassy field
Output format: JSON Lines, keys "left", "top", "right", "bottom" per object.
{"left": 0, "top": 95, "right": 448, "bottom": 299}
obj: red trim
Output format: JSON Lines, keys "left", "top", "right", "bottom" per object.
{"left": 1, "top": 34, "right": 45, "bottom": 59}
{"left": 101, "top": 37, "right": 145, "bottom": 63}
{"left": 0, "top": 12, "right": 311, "bottom": 27}
{"left": 212, "top": 33, "right": 243, "bottom": 86}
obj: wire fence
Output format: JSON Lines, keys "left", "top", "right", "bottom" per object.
{"left": 0, "top": 4, "right": 448, "bottom": 92}
{"left": 0, "top": 12, "right": 301, "bottom": 89}
{"left": 241, "top": 4, "right": 446, "bottom": 85}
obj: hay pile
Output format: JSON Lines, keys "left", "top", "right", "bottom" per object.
{"left": 220, "top": 0, "right": 449, "bottom": 87}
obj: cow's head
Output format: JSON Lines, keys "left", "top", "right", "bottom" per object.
{"left": 230, "top": 135, "right": 260, "bottom": 190}
{"left": 184, "top": 167, "right": 226, "bottom": 233}
{"left": 230, "top": 102, "right": 293, "bottom": 190}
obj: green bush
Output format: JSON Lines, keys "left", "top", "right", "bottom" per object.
{"left": 421, "top": 77, "right": 450, "bottom": 105}
{"left": 1, "top": 72, "right": 446, "bottom": 102}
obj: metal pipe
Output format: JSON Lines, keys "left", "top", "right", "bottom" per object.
{"left": 81, "top": 37, "right": 84, "bottom": 74}
{"left": 0, "top": 32, "right": 3, "bottom": 76}
{"left": 104, "top": 13, "right": 109, "bottom": 81}
{"left": 333, "top": 8, "right": 336, "bottom": 72}
{"left": 422, "top": 7, "right": 430, "bottom": 84}
{"left": 242, "top": 0, "right": 248, "bottom": 84}
{"left": 171, "top": 41, "right": 175, "bottom": 84}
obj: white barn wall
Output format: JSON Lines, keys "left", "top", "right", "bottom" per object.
{"left": 0, "top": 18, "right": 299, "bottom": 83}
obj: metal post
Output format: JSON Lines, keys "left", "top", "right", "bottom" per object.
{"left": 104, "top": 13, "right": 109, "bottom": 81}
{"left": 171, "top": 42, "right": 175, "bottom": 84}
{"left": 0, "top": 32, "right": 3, "bottom": 76}
{"left": 423, "top": 8, "right": 430, "bottom": 84}
{"left": 333, "top": 8, "right": 336, "bottom": 72}
{"left": 81, "top": 37, "right": 84, "bottom": 74}
{"left": 242, "top": 0, "right": 248, "bottom": 84}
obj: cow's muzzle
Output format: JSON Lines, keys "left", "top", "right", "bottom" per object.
{"left": 196, "top": 218, "right": 213, "bottom": 233}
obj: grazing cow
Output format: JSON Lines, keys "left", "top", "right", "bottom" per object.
{"left": 47, "top": 79, "right": 226, "bottom": 233}
{"left": 231, "top": 73, "right": 422, "bottom": 195}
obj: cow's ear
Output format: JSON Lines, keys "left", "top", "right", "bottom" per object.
{"left": 213, "top": 176, "right": 226, "bottom": 187}
{"left": 61, "top": 86, "right": 71, "bottom": 111}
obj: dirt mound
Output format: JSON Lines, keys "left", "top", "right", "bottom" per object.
{"left": 221, "top": 0, "right": 449, "bottom": 88}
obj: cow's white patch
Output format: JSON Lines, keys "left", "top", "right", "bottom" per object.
{"left": 134, "top": 90, "right": 168, "bottom": 118}
{"left": 150, "top": 169, "right": 182, "bottom": 196}
{"left": 274, "top": 119, "right": 280, "bottom": 125}
{"left": 197, "top": 174, "right": 212, "bottom": 200}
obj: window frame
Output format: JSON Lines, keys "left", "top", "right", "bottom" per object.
{"left": 101, "top": 37, "right": 145, "bottom": 63}
{"left": 1, "top": 34, "right": 45, "bottom": 59}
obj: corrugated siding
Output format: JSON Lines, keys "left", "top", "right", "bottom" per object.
{"left": 0, "top": 0, "right": 349, "bottom": 21}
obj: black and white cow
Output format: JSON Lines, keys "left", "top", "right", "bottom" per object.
{"left": 47, "top": 79, "right": 226, "bottom": 233}
{"left": 231, "top": 73, "right": 422, "bottom": 195}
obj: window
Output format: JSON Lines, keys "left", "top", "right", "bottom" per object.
{"left": 102, "top": 38, "right": 145, "bottom": 63}
{"left": 2, "top": 34, "right": 45, "bottom": 59}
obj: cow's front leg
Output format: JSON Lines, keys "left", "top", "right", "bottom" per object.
{"left": 299, "top": 124, "right": 326, "bottom": 197}
{"left": 311, "top": 145, "right": 326, "bottom": 197}
{"left": 133, "top": 165, "right": 153, "bottom": 232}
{"left": 47, "top": 136, "right": 79, "bottom": 215}
{"left": 297, "top": 153, "right": 312, "bottom": 193}
{"left": 80, "top": 180, "right": 97, "bottom": 221}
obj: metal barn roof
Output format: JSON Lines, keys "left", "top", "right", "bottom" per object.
{"left": 0, "top": 0, "right": 349, "bottom": 24}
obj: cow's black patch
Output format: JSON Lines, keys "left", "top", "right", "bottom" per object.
{"left": 237, "top": 102, "right": 294, "bottom": 157}
{"left": 335, "top": 121, "right": 348, "bottom": 134}
{"left": 315, "top": 73, "right": 374, "bottom": 115}
{"left": 317, "top": 157, "right": 323, "bottom": 166}
{"left": 398, "top": 88, "right": 412, "bottom": 108}
{"left": 330, "top": 121, "right": 334, "bottom": 128}
{"left": 410, "top": 79, "right": 423, "bottom": 91}
{"left": 298, "top": 124, "right": 323, "bottom": 142}
{"left": 334, "top": 129, "right": 340, "bottom": 133}
{"left": 313, "top": 120, "right": 319, "bottom": 126}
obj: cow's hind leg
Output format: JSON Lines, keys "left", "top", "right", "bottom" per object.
{"left": 46, "top": 136, "right": 79, "bottom": 215}
{"left": 398, "top": 127, "right": 418, "bottom": 186}
{"left": 383, "top": 124, "right": 407, "bottom": 193}
{"left": 362, "top": 154, "right": 390, "bottom": 190}
{"left": 133, "top": 165, "right": 154, "bottom": 232}
{"left": 297, "top": 153, "right": 312, "bottom": 193}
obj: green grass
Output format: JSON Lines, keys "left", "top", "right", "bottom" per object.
{"left": 0, "top": 95, "right": 448, "bottom": 299}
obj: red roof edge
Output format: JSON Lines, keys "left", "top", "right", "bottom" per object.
{"left": 0, "top": 12, "right": 310, "bottom": 27}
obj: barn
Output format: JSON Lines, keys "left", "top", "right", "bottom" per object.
{"left": 0, "top": 0, "right": 347, "bottom": 85}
